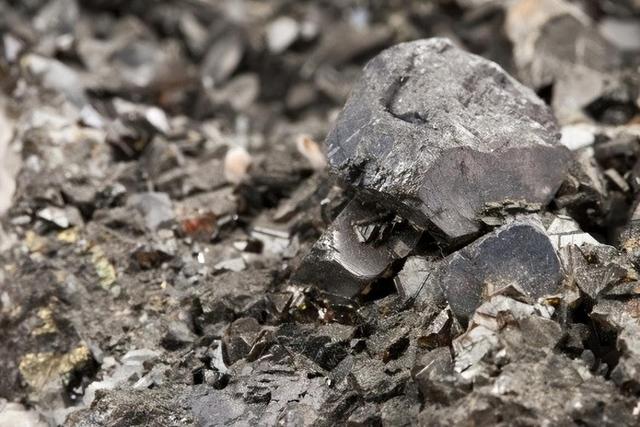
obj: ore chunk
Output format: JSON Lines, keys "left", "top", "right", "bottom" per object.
{"left": 418, "top": 308, "right": 455, "bottom": 350}
{"left": 452, "top": 294, "right": 561, "bottom": 381}
{"left": 347, "top": 403, "right": 381, "bottom": 426}
{"left": 412, "top": 347, "right": 459, "bottom": 404}
{"left": 36, "top": 206, "right": 83, "bottom": 229}
{"left": 560, "top": 244, "right": 627, "bottom": 299}
{"left": 611, "top": 321, "right": 640, "bottom": 393}
{"left": 349, "top": 355, "right": 407, "bottom": 401}
{"left": 132, "top": 244, "right": 173, "bottom": 270}
{"left": 292, "top": 198, "right": 420, "bottom": 299}
{"left": 127, "top": 192, "right": 174, "bottom": 231}
{"left": 441, "top": 217, "right": 562, "bottom": 322}
{"left": 221, "top": 317, "right": 271, "bottom": 365}
{"left": 618, "top": 202, "right": 640, "bottom": 263}
{"left": 160, "top": 321, "right": 196, "bottom": 351}
{"left": 546, "top": 214, "right": 599, "bottom": 249}
{"left": 325, "top": 38, "right": 569, "bottom": 241}
{"left": 394, "top": 256, "right": 445, "bottom": 309}
{"left": 202, "top": 32, "right": 244, "bottom": 85}
{"left": 555, "top": 147, "right": 613, "bottom": 228}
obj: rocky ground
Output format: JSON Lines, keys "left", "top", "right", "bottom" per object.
{"left": 1, "top": 0, "right": 640, "bottom": 426}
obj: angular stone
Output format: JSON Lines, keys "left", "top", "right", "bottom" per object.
{"left": 346, "top": 402, "right": 381, "bottom": 426}
{"left": 417, "top": 308, "right": 455, "bottom": 350}
{"left": 132, "top": 244, "right": 173, "bottom": 270}
{"left": 611, "top": 322, "right": 640, "bottom": 393}
{"left": 453, "top": 294, "right": 560, "bottom": 381}
{"left": 554, "top": 147, "right": 613, "bottom": 228}
{"left": 160, "top": 321, "right": 196, "bottom": 351}
{"left": 221, "top": 317, "right": 265, "bottom": 366}
{"left": 202, "top": 32, "right": 244, "bottom": 86}
{"left": 506, "top": 0, "right": 620, "bottom": 88}
{"left": 546, "top": 214, "right": 599, "bottom": 250}
{"left": 560, "top": 244, "right": 628, "bottom": 299}
{"left": 441, "top": 217, "right": 562, "bottom": 322}
{"left": 275, "top": 323, "right": 351, "bottom": 371}
{"left": 127, "top": 192, "right": 174, "bottom": 231}
{"left": 412, "top": 347, "right": 459, "bottom": 404}
{"left": 325, "top": 38, "right": 569, "bottom": 242}
{"left": 37, "top": 206, "right": 83, "bottom": 229}
{"left": 291, "top": 198, "right": 421, "bottom": 299}
{"left": 618, "top": 202, "right": 640, "bottom": 263}
{"left": 394, "top": 256, "right": 446, "bottom": 309}
{"left": 349, "top": 355, "right": 407, "bottom": 401}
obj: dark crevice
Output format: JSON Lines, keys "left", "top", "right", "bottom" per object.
{"left": 536, "top": 83, "right": 554, "bottom": 106}
{"left": 560, "top": 297, "right": 620, "bottom": 378}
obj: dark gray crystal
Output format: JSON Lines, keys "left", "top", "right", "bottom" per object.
{"left": 394, "top": 256, "right": 445, "bottom": 308}
{"left": 441, "top": 217, "right": 562, "bottom": 322}
{"left": 325, "top": 38, "right": 570, "bottom": 241}
{"left": 292, "top": 198, "right": 421, "bottom": 299}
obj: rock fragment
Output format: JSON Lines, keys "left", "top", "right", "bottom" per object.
{"left": 296, "top": 135, "right": 327, "bottom": 171}
{"left": 441, "top": 217, "right": 562, "bottom": 322}
{"left": 222, "top": 317, "right": 271, "bottom": 365}
{"left": 546, "top": 214, "right": 599, "bottom": 249}
{"left": 560, "top": 124, "right": 596, "bottom": 151}
{"left": 394, "top": 256, "right": 445, "bottom": 308}
{"left": 19, "top": 345, "right": 94, "bottom": 390}
{"left": 82, "top": 349, "right": 160, "bottom": 406}
{"left": 266, "top": 17, "right": 299, "bottom": 54}
{"left": 561, "top": 244, "right": 628, "bottom": 299}
{"left": 452, "top": 294, "right": 560, "bottom": 381}
{"left": 619, "top": 202, "right": 640, "bottom": 263}
{"left": 224, "top": 146, "right": 252, "bottom": 185}
{"left": 202, "top": 32, "right": 244, "bottom": 86}
{"left": 0, "top": 104, "right": 18, "bottom": 217}
{"left": 412, "top": 347, "right": 457, "bottom": 404}
{"left": 291, "top": 198, "right": 421, "bottom": 299}
{"left": 325, "top": 38, "right": 569, "bottom": 242}
{"left": 127, "top": 192, "right": 174, "bottom": 231}
{"left": 554, "top": 147, "right": 612, "bottom": 228}
{"left": 36, "top": 206, "right": 82, "bottom": 229}
{"left": 418, "top": 308, "right": 455, "bottom": 350}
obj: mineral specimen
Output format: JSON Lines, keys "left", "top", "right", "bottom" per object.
{"left": 325, "top": 38, "right": 570, "bottom": 241}
{"left": 292, "top": 198, "right": 421, "bottom": 298}
{"left": 441, "top": 216, "right": 562, "bottom": 322}
{"left": 394, "top": 256, "right": 445, "bottom": 308}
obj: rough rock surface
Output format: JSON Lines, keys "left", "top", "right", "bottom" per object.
{"left": 441, "top": 216, "right": 562, "bottom": 322}
{"left": 326, "top": 38, "right": 571, "bottom": 241}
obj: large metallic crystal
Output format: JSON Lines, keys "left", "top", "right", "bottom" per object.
{"left": 325, "top": 38, "right": 570, "bottom": 242}
{"left": 292, "top": 198, "right": 421, "bottom": 299}
{"left": 441, "top": 217, "right": 562, "bottom": 322}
